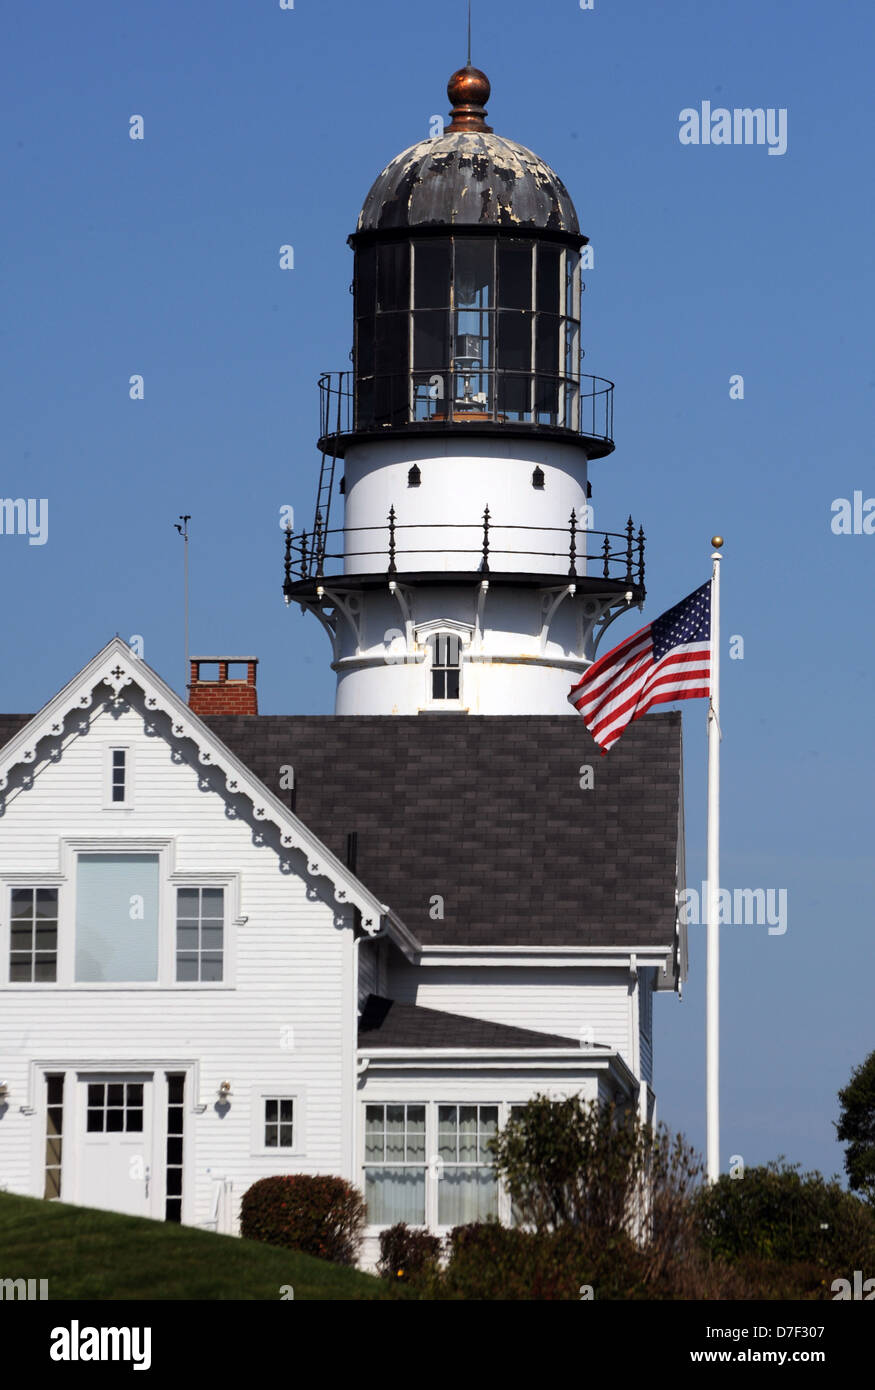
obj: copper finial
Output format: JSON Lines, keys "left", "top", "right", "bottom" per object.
{"left": 446, "top": 66, "right": 493, "bottom": 133}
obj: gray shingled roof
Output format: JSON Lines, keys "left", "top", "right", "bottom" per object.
{"left": 358, "top": 994, "right": 585, "bottom": 1050}
{"left": 0, "top": 716, "right": 32, "bottom": 749}
{"left": 0, "top": 708, "right": 682, "bottom": 953}
{"left": 201, "top": 712, "right": 682, "bottom": 951}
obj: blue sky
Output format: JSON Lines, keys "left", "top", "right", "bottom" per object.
{"left": 3, "top": 0, "right": 874, "bottom": 1182}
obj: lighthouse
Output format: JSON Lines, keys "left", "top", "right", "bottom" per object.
{"left": 0, "top": 54, "right": 686, "bottom": 1257}
{"left": 284, "top": 65, "right": 645, "bottom": 715}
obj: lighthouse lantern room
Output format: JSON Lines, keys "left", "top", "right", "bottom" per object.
{"left": 283, "top": 65, "right": 645, "bottom": 715}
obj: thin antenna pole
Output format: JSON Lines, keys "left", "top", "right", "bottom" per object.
{"left": 175, "top": 515, "right": 191, "bottom": 692}
{"left": 467, "top": 0, "right": 472, "bottom": 66}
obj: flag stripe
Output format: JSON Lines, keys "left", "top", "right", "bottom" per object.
{"left": 568, "top": 584, "right": 711, "bottom": 751}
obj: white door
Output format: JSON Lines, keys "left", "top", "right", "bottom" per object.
{"left": 77, "top": 1073, "right": 154, "bottom": 1217}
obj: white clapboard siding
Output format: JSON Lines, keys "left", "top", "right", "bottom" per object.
{"left": 386, "top": 954, "right": 635, "bottom": 1066}
{"left": 0, "top": 701, "right": 354, "bottom": 1227}
{"left": 358, "top": 938, "right": 380, "bottom": 1009}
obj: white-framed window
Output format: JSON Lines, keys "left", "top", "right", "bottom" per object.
{"left": 437, "top": 1104, "right": 499, "bottom": 1225}
{"left": 75, "top": 852, "right": 160, "bottom": 983}
{"left": 250, "top": 1087, "right": 305, "bottom": 1157}
{"left": 104, "top": 746, "right": 133, "bottom": 808}
{"left": 264, "top": 1097, "right": 294, "bottom": 1149}
{"left": 9, "top": 887, "right": 59, "bottom": 983}
{"left": 364, "top": 1103, "right": 427, "bottom": 1224}
{"left": 361, "top": 1100, "right": 533, "bottom": 1229}
{"left": 428, "top": 633, "right": 461, "bottom": 701}
{"left": 3, "top": 846, "right": 236, "bottom": 990}
{"left": 175, "top": 887, "right": 224, "bottom": 982}
{"left": 85, "top": 1079, "right": 145, "bottom": 1133}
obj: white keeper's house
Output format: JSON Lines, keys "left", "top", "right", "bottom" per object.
{"left": 0, "top": 63, "right": 686, "bottom": 1265}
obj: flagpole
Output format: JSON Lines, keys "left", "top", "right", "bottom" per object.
{"left": 706, "top": 535, "right": 723, "bottom": 1183}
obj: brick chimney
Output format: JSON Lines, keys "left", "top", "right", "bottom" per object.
{"left": 188, "top": 657, "right": 258, "bottom": 716}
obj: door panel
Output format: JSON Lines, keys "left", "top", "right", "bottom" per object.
{"left": 77, "top": 1073, "right": 153, "bottom": 1217}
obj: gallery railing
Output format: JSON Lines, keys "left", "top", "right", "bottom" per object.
{"left": 283, "top": 510, "right": 644, "bottom": 592}
{"left": 317, "top": 369, "right": 614, "bottom": 446}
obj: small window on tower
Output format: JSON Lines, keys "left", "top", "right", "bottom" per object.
{"left": 532, "top": 467, "right": 545, "bottom": 489}
{"left": 408, "top": 465, "right": 421, "bottom": 487}
{"left": 429, "top": 634, "right": 461, "bottom": 701}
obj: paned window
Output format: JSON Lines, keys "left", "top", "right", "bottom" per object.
{"left": 110, "top": 749, "right": 127, "bottom": 802}
{"left": 86, "top": 1081, "right": 144, "bottom": 1133}
{"left": 437, "top": 1104, "right": 499, "bottom": 1224}
{"left": 364, "top": 1103, "right": 426, "bottom": 1225}
{"left": 10, "top": 888, "right": 58, "bottom": 982}
{"left": 175, "top": 887, "right": 224, "bottom": 982}
{"left": 264, "top": 1097, "right": 295, "bottom": 1149}
{"left": 165, "top": 1073, "right": 185, "bottom": 1222}
{"left": 44, "top": 1074, "right": 64, "bottom": 1199}
{"left": 429, "top": 633, "right": 461, "bottom": 700}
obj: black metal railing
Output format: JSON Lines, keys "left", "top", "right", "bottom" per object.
{"left": 317, "top": 369, "right": 614, "bottom": 446}
{"left": 283, "top": 509, "right": 644, "bottom": 595}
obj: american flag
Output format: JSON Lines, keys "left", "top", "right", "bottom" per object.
{"left": 568, "top": 583, "right": 711, "bottom": 752}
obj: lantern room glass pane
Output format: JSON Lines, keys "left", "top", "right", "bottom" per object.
{"left": 375, "top": 312, "right": 407, "bottom": 379}
{"left": 497, "top": 311, "right": 532, "bottom": 374}
{"left": 356, "top": 321, "right": 375, "bottom": 378}
{"left": 377, "top": 243, "right": 410, "bottom": 311}
{"left": 536, "top": 313, "right": 560, "bottom": 375}
{"left": 537, "top": 244, "right": 562, "bottom": 314}
{"left": 453, "top": 240, "right": 493, "bottom": 308}
{"left": 497, "top": 241, "right": 533, "bottom": 310}
{"left": 414, "top": 241, "right": 451, "bottom": 307}
{"left": 535, "top": 374, "right": 560, "bottom": 423}
{"left": 565, "top": 249, "right": 581, "bottom": 320}
{"left": 355, "top": 243, "right": 376, "bottom": 318}
{"left": 413, "top": 310, "right": 449, "bottom": 370}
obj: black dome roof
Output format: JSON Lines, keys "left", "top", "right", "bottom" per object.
{"left": 357, "top": 130, "right": 581, "bottom": 235}
{"left": 355, "top": 67, "right": 582, "bottom": 238}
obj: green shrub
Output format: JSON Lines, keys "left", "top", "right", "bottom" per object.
{"left": 837, "top": 1049, "right": 875, "bottom": 1203}
{"left": 695, "top": 1160, "right": 875, "bottom": 1269}
{"left": 377, "top": 1223, "right": 442, "bottom": 1284}
{"left": 490, "top": 1094, "right": 702, "bottom": 1254}
{"left": 240, "top": 1175, "right": 366, "bottom": 1266}
{"left": 440, "top": 1220, "right": 649, "bottom": 1301}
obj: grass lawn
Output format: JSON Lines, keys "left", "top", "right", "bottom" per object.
{"left": 0, "top": 1192, "right": 390, "bottom": 1300}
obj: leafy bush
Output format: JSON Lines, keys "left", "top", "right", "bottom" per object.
{"left": 695, "top": 1160, "right": 875, "bottom": 1270}
{"left": 377, "top": 1224, "right": 441, "bottom": 1284}
{"left": 240, "top": 1175, "right": 366, "bottom": 1266}
{"left": 439, "top": 1221, "right": 649, "bottom": 1301}
{"left": 443, "top": 1222, "right": 575, "bottom": 1301}
{"left": 437, "top": 1221, "right": 826, "bottom": 1301}
{"left": 490, "top": 1093, "right": 703, "bottom": 1273}
{"left": 837, "top": 1050, "right": 875, "bottom": 1202}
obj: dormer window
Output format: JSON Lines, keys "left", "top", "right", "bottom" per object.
{"left": 429, "top": 633, "right": 461, "bottom": 701}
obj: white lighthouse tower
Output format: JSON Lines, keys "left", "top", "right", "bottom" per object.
{"left": 284, "top": 64, "right": 645, "bottom": 715}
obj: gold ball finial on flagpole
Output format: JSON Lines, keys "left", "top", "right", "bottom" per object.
{"left": 711, "top": 535, "right": 724, "bottom": 548}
